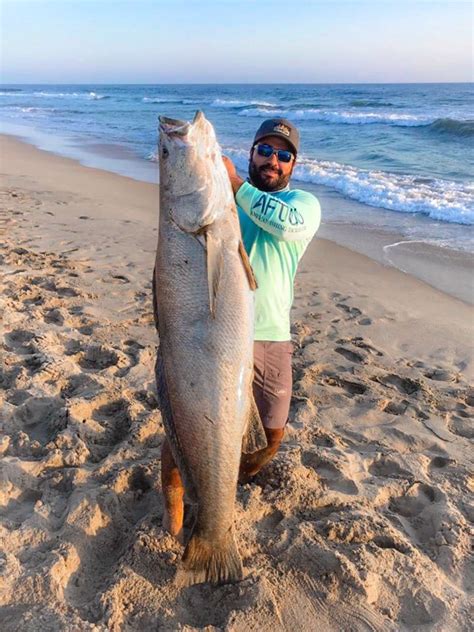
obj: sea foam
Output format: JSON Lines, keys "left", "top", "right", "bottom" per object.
{"left": 238, "top": 108, "right": 435, "bottom": 126}
{"left": 226, "top": 148, "right": 474, "bottom": 225}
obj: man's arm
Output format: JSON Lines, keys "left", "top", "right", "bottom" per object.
{"left": 222, "top": 155, "right": 244, "bottom": 194}
{"left": 222, "top": 156, "right": 320, "bottom": 242}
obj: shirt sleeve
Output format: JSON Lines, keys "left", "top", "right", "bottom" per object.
{"left": 236, "top": 181, "right": 321, "bottom": 242}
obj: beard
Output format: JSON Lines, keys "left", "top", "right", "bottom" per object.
{"left": 248, "top": 159, "right": 292, "bottom": 192}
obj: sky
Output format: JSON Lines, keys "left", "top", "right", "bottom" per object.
{"left": 0, "top": 1, "right": 472, "bottom": 84}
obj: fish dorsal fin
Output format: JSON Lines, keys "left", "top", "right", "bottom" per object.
{"left": 238, "top": 240, "right": 258, "bottom": 291}
{"left": 205, "top": 231, "right": 224, "bottom": 318}
{"left": 242, "top": 391, "right": 267, "bottom": 454}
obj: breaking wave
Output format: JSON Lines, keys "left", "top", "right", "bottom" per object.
{"left": 349, "top": 100, "right": 397, "bottom": 107}
{"left": 225, "top": 147, "right": 474, "bottom": 225}
{"left": 22, "top": 91, "right": 109, "bottom": 100}
{"left": 238, "top": 108, "right": 434, "bottom": 126}
{"left": 238, "top": 108, "right": 474, "bottom": 136}
{"left": 210, "top": 98, "right": 277, "bottom": 108}
{"left": 142, "top": 97, "right": 276, "bottom": 108}
{"left": 427, "top": 118, "right": 474, "bottom": 138}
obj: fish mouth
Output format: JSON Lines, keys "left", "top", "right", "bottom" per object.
{"left": 159, "top": 111, "right": 205, "bottom": 137}
{"left": 159, "top": 116, "right": 190, "bottom": 137}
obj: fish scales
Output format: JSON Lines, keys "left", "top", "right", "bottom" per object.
{"left": 153, "top": 111, "right": 266, "bottom": 585}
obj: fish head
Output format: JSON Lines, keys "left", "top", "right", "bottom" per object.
{"left": 159, "top": 111, "right": 231, "bottom": 231}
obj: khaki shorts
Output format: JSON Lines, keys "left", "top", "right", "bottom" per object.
{"left": 253, "top": 341, "right": 293, "bottom": 430}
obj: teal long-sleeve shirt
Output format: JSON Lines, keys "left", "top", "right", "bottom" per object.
{"left": 236, "top": 180, "right": 321, "bottom": 341}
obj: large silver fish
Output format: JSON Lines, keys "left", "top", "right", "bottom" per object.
{"left": 153, "top": 111, "right": 266, "bottom": 585}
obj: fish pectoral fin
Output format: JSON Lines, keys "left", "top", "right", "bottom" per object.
{"left": 241, "top": 391, "right": 268, "bottom": 454}
{"left": 205, "top": 231, "right": 224, "bottom": 318}
{"left": 238, "top": 240, "right": 257, "bottom": 291}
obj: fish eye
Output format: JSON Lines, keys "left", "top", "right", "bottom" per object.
{"left": 162, "top": 146, "right": 169, "bottom": 159}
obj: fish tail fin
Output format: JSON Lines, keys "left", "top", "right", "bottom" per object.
{"left": 176, "top": 529, "right": 243, "bottom": 586}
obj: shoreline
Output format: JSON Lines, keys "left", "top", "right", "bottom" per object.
{"left": 2, "top": 131, "right": 473, "bottom": 304}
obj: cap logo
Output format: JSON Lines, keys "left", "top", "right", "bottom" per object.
{"left": 273, "top": 123, "right": 290, "bottom": 137}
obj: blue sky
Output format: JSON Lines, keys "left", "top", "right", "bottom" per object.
{"left": 1, "top": 1, "right": 472, "bottom": 83}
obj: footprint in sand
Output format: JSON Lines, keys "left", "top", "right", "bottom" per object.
{"left": 335, "top": 302, "right": 362, "bottom": 320}
{"left": 371, "top": 534, "right": 411, "bottom": 555}
{"left": 101, "top": 273, "right": 130, "bottom": 284}
{"left": 78, "top": 324, "right": 94, "bottom": 336}
{"left": 43, "top": 307, "right": 66, "bottom": 325}
{"left": 446, "top": 412, "right": 473, "bottom": 439}
{"left": 134, "top": 389, "right": 159, "bottom": 411}
{"left": 373, "top": 373, "right": 421, "bottom": 396}
{"left": 0, "top": 483, "right": 43, "bottom": 526}
{"left": 31, "top": 277, "right": 80, "bottom": 298}
{"left": 114, "top": 340, "right": 143, "bottom": 377}
{"left": 6, "top": 389, "right": 31, "bottom": 406}
{"left": 302, "top": 451, "right": 358, "bottom": 495}
{"left": 88, "top": 399, "right": 132, "bottom": 461}
{"left": 60, "top": 373, "right": 102, "bottom": 399}
{"left": 65, "top": 339, "right": 83, "bottom": 356}
{"left": 78, "top": 344, "right": 120, "bottom": 371}
{"left": 55, "top": 285, "right": 80, "bottom": 298}
{"left": 391, "top": 484, "right": 441, "bottom": 513}
{"left": 380, "top": 399, "right": 409, "bottom": 416}
{"left": 12, "top": 396, "right": 68, "bottom": 452}
{"left": 68, "top": 306, "right": 83, "bottom": 315}
{"left": 4, "top": 329, "right": 36, "bottom": 353}
{"left": 310, "top": 429, "right": 340, "bottom": 448}
{"left": 0, "top": 365, "right": 23, "bottom": 390}
{"left": 423, "top": 368, "right": 458, "bottom": 382}
{"left": 334, "top": 346, "right": 367, "bottom": 364}
{"left": 369, "top": 455, "right": 414, "bottom": 480}
{"left": 464, "top": 390, "right": 474, "bottom": 407}
{"left": 455, "top": 402, "right": 471, "bottom": 419}
{"left": 429, "top": 456, "right": 454, "bottom": 470}
{"left": 343, "top": 336, "right": 383, "bottom": 357}
{"left": 324, "top": 375, "right": 368, "bottom": 397}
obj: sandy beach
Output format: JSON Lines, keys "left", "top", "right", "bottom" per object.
{"left": 1, "top": 134, "right": 473, "bottom": 631}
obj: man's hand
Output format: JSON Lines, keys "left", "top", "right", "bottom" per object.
{"left": 222, "top": 155, "right": 244, "bottom": 195}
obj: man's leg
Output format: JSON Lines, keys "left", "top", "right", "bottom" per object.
{"left": 161, "top": 439, "right": 184, "bottom": 539}
{"left": 239, "top": 341, "right": 293, "bottom": 482}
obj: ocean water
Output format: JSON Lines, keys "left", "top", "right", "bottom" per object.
{"left": 1, "top": 83, "right": 473, "bottom": 251}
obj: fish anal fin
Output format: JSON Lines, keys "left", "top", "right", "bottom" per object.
{"left": 242, "top": 391, "right": 268, "bottom": 454}
{"left": 205, "top": 231, "right": 224, "bottom": 318}
{"left": 238, "top": 240, "right": 258, "bottom": 291}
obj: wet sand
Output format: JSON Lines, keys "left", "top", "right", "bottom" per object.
{"left": 1, "top": 134, "right": 473, "bottom": 631}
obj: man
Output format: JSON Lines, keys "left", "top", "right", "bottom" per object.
{"left": 223, "top": 118, "right": 321, "bottom": 481}
{"left": 160, "top": 118, "right": 321, "bottom": 538}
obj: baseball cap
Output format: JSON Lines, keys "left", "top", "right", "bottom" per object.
{"left": 253, "top": 118, "right": 300, "bottom": 155}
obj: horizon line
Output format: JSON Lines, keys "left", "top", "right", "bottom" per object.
{"left": 1, "top": 81, "right": 472, "bottom": 86}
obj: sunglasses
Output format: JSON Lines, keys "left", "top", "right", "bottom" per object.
{"left": 255, "top": 143, "right": 294, "bottom": 163}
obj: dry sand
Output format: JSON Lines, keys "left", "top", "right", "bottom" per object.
{"left": 1, "top": 134, "right": 473, "bottom": 631}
